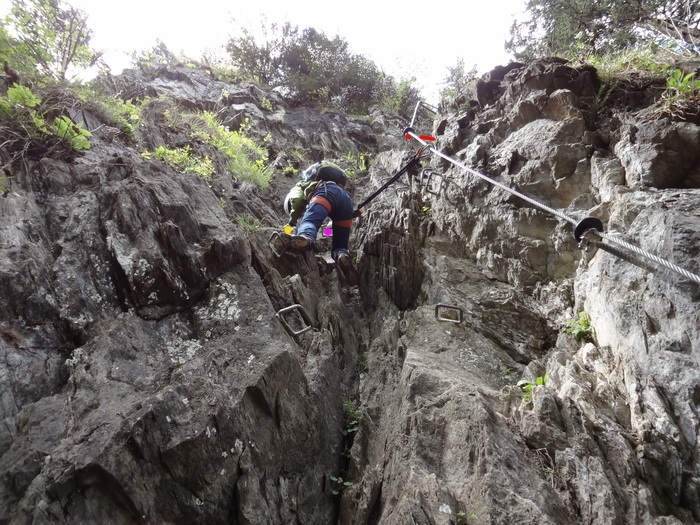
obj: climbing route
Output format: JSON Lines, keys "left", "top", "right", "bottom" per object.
{"left": 402, "top": 103, "right": 700, "bottom": 287}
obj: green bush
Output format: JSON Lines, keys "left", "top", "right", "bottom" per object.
{"left": 565, "top": 311, "right": 593, "bottom": 342}
{"left": 236, "top": 214, "right": 262, "bottom": 232}
{"left": 580, "top": 46, "right": 670, "bottom": 84}
{"left": 517, "top": 374, "right": 548, "bottom": 405}
{"left": 193, "top": 112, "right": 271, "bottom": 188}
{"left": 0, "top": 84, "right": 91, "bottom": 161}
{"left": 143, "top": 145, "right": 214, "bottom": 180}
{"left": 76, "top": 85, "right": 147, "bottom": 140}
{"left": 660, "top": 68, "right": 700, "bottom": 114}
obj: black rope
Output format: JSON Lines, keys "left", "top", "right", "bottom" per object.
{"left": 355, "top": 149, "right": 425, "bottom": 212}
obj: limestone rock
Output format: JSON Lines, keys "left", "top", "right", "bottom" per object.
{"left": 1, "top": 59, "right": 699, "bottom": 525}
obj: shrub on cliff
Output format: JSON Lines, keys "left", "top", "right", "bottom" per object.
{"left": 0, "top": 84, "right": 91, "bottom": 163}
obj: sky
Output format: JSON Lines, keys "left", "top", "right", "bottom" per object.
{"left": 0, "top": 0, "right": 528, "bottom": 103}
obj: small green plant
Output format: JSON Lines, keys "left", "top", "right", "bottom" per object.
{"left": 456, "top": 510, "right": 478, "bottom": 524}
{"left": 517, "top": 374, "right": 548, "bottom": 404}
{"left": 535, "top": 448, "right": 564, "bottom": 490}
{"left": 75, "top": 85, "right": 146, "bottom": 140}
{"left": 421, "top": 205, "right": 433, "bottom": 216}
{"left": 51, "top": 115, "right": 91, "bottom": 150}
{"left": 329, "top": 475, "right": 353, "bottom": 495}
{"left": 290, "top": 149, "right": 305, "bottom": 162}
{"left": 666, "top": 68, "right": 700, "bottom": 96}
{"left": 342, "top": 151, "right": 357, "bottom": 166}
{"left": 282, "top": 165, "right": 296, "bottom": 177}
{"left": 104, "top": 98, "right": 144, "bottom": 140}
{"left": 0, "top": 176, "right": 9, "bottom": 194}
{"left": 342, "top": 399, "right": 362, "bottom": 436}
{"left": 580, "top": 46, "right": 669, "bottom": 84}
{"left": 261, "top": 97, "right": 273, "bottom": 111}
{"left": 565, "top": 311, "right": 592, "bottom": 342}
{"left": 0, "top": 85, "right": 92, "bottom": 154}
{"left": 193, "top": 113, "right": 271, "bottom": 188}
{"left": 358, "top": 354, "right": 369, "bottom": 374}
{"left": 341, "top": 151, "right": 368, "bottom": 178}
{"left": 145, "top": 145, "right": 215, "bottom": 180}
{"left": 359, "top": 153, "right": 368, "bottom": 171}
{"left": 236, "top": 214, "right": 261, "bottom": 233}
{"left": 218, "top": 197, "right": 227, "bottom": 209}
{"left": 656, "top": 68, "right": 700, "bottom": 119}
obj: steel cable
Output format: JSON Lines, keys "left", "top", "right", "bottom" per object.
{"left": 404, "top": 128, "right": 700, "bottom": 287}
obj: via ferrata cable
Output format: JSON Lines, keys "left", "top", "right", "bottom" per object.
{"left": 402, "top": 125, "right": 700, "bottom": 286}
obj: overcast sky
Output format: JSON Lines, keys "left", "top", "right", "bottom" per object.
{"left": 1, "top": 0, "right": 527, "bottom": 103}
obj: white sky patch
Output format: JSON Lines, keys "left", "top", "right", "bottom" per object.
{"left": 0, "top": 0, "right": 527, "bottom": 102}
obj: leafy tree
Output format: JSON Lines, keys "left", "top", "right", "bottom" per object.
{"left": 0, "top": 23, "right": 13, "bottom": 65}
{"left": 439, "top": 58, "right": 478, "bottom": 103}
{"left": 226, "top": 19, "right": 408, "bottom": 114}
{"left": 3, "top": 0, "right": 102, "bottom": 83}
{"left": 226, "top": 17, "right": 297, "bottom": 86}
{"left": 507, "top": 0, "right": 700, "bottom": 60}
{"left": 379, "top": 76, "right": 422, "bottom": 118}
{"left": 283, "top": 30, "right": 388, "bottom": 112}
{"left": 0, "top": 84, "right": 92, "bottom": 163}
{"left": 336, "top": 54, "right": 388, "bottom": 114}
{"left": 282, "top": 27, "right": 349, "bottom": 104}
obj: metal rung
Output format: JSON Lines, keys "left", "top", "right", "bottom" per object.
{"left": 435, "top": 304, "right": 463, "bottom": 324}
{"left": 276, "top": 304, "right": 312, "bottom": 336}
{"left": 269, "top": 231, "right": 288, "bottom": 257}
{"left": 393, "top": 183, "right": 410, "bottom": 197}
{"left": 418, "top": 168, "right": 443, "bottom": 195}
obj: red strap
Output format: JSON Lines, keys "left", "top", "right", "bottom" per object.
{"left": 310, "top": 196, "right": 332, "bottom": 212}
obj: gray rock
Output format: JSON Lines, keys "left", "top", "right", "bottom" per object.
{"left": 1, "top": 59, "right": 699, "bottom": 525}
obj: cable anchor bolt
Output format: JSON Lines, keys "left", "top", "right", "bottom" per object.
{"left": 573, "top": 217, "right": 604, "bottom": 242}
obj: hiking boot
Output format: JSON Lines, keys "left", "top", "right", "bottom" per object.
{"left": 289, "top": 234, "right": 314, "bottom": 252}
{"left": 336, "top": 251, "right": 353, "bottom": 276}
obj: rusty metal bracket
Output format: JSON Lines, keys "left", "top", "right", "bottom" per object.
{"left": 276, "top": 304, "right": 312, "bottom": 336}
{"left": 435, "top": 303, "right": 463, "bottom": 324}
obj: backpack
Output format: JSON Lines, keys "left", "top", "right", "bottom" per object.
{"left": 301, "top": 161, "right": 348, "bottom": 187}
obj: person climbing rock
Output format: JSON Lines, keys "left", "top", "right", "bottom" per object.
{"left": 283, "top": 161, "right": 356, "bottom": 277}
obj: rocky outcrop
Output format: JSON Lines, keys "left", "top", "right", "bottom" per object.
{"left": 341, "top": 59, "right": 700, "bottom": 524}
{"left": 1, "top": 59, "right": 699, "bottom": 525}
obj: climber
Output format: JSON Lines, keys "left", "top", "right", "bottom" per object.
{"left": 283, "top": 161, "right": 356, "bottom": 277}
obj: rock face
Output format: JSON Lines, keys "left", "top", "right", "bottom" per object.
{"left": 1, "top": 59, "right": 699, "bottom": 524}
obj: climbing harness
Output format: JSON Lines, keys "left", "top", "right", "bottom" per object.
{"left": 403, "top": 102, "right": 700, "bottom": 287}
{"left": 354, "top": 147, "right": 430, "bottom": 213}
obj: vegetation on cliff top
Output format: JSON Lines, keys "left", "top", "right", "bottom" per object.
{"left": 1, "top": 0, "right": 699, "bottom": 176}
